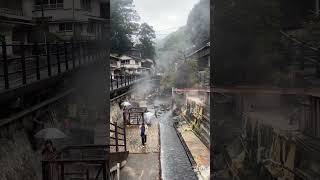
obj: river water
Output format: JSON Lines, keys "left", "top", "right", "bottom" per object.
{"left": 157, "top": 97, "right": 198, "bottom": 180}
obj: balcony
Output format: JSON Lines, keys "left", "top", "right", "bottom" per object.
{"left": 33, "top": 3, "right": 63, "bottom": 11}
{"left": 0, "top": 8, "right": 23, "bottom": 17}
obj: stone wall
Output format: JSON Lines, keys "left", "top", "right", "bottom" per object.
{"left": 0, "top": 130, "right": 41, "bottom": 180}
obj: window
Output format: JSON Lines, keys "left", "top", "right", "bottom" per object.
{"left": 121, "top": 60, "right": 129, "bottom": 64}
{"left": 121, "top": 60, "right": 130, "bottom": 65}
{"left": 35, "top": 0, "right": 63, "bottom": 9}
{"left": 87, "top": 23, "right": 96, "bottom": 34}
{"left": 81, "top": 0, "right": 91, "bottom": 10}
{"left": 59, "top": 23, "right": 73, "bottom": 32}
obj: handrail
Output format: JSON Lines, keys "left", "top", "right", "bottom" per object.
{"left": 280, "top": 30, "right": 320, "bottom": 78}
{"left": 110, "top": 121, "right": 127, "bottom": 152}
{"left": 0, "top": 7, "right": 23, "bottom": 16}
{"left": 0, "top": 40, "right": 106, "bottom": 91}
{"left": 280, "top": 30, "right": 319, "bottom": 51}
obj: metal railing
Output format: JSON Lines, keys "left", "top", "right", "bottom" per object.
{"left": 33, "top": 3, "right": 64, "bottom": 11}
{"left": 0, "top": 7, "right": 23, "bottom": 16}
{"left": 42, "top": 145, "right": 110, "bottom": 180}
{"left": 280, "top": 30, "right": 320, "bottom": 78}
{"left": 0, "top": 40, "right": 107, "bottom": 91}
{"left": 110, "top": 74, "right": 141, "bottom": 91}
{"left": 110, "top": 122, "right": 127, "bottom": 152}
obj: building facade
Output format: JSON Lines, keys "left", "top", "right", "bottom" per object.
{"left": 0, "top": 0, "right": 34, "bottom": 56}
{"left": 186, "top": 41, "right": 210, "bottom": 87}
{"left": 32, "top": 0, "right": 108, "bottom": 40}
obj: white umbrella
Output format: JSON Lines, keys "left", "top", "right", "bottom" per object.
{"left": 121, "top": 101, "right": 131, "bottom": 107}
{"left": 34, "top": 128, "right": 67, "bottom": 139}
{"left": 144, "top": 112, "right": 155, "bottom": 124}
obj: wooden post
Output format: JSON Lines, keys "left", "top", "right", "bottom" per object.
{"left": 124, "top": 118, "right": 127, "bottom": 151}
{"left": 115, "top": 121, "right": 119, "bottom": 152}
{"left": 80, "top": 42, "right": 83, "bottom": 64}
{"left": 2, "top": 41, "right": 9, "bottom": 89}
{"left": 111, "top": 75, "right": 113, "bottom": 90}
{"left": 34, "top": 42, "right": 40, "bottom": 80}
{"left": 78, "top": 43, "right": 81, "bottom": 65}
{"left": 300, "top": 45, "right": 305, "bottom": 70}
{"left": 125, "top": 75, "right": 127, "bottom": 86}
{"left": 42, "top": 161, "right": 47, "bottom": 180}
{"left": 60, "top": 163, "right": 65, "bottom": 180}
{"left": 71, "top": 40, "right": 75, "bottom": 68}
{"left": 116, "top": 75, "right": 119, "bottom": 88}
{"left": 317, "top": 50, "right": 320, "bottom": 78}
{"left": 102, "top": 163, "right": 107, "bottom": 180}
{"left": 64, "top": 42, "right": 69, "bottom": 70}
{"left": 46, "top": 43, "right": 52, "bottom": 76}
{"left": 56, "top": 42, "right": 61, "bottom": 73}
{"left": 20, "top": 42, "right": 26, "bottom": 84}
{"left": 86, "top": 169, "right": 89, "bottom": 180}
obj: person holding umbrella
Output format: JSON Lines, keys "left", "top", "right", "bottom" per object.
{"left": 41, "top": 140, "right": 56, "bottom": 160}
{"left": 35, "top": 127, "right": 66, "bottom": 180}
{"left": 41, "top": 140, "right": 57, "bottom": 180}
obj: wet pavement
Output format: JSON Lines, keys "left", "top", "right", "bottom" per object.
{"left": 159, "top": 109, "right": 198, "bottom": 180}
{"left": 177, "top": 122, "right": 210, "bottom": 179}
{"left": 126, "top": 121, "right": 160, "bottom": 153}
{"left": 120, "top": 153, "right": 160, "bottom": 180}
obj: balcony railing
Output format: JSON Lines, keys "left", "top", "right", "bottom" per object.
{"left": 0, "top": 40, "right": 107, "bottom": 92}
{"left": 0, "top": 8, "right": 23, "bottom": 16}
{"left": 34, "top": 3, "right": 63, "bottom": 11}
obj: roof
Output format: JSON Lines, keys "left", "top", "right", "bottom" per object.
{"left": 110, "top": 54, "right": 120, "bottom": 60}
{"left": 143, "top": 59, "right": 154, "bottom": 63}
{"left": 186, "top": 42, "right": 210, "bottom": 58}
{"left": 128, "top": 55, "right": 142, "bottom": 61}
{"left": 119, "top": 55, "right": 132, "bottom": 60}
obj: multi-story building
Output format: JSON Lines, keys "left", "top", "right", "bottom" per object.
{"left": 32, "top": 0, "right": 109, "bottom": 41}
{"left": 119, "top": 55, "right": 142, "bottom": 75}
{"left": 110, "top": 48, "right": 154, "bottom": 77}
{"left": 0, "top": 0, "right": 34, "bottom": 56}
{"left": 0, "top": 0, "right": 109, "bottom": 56}
{"left": 140, "top": 58, "right": 154, "bottom": 75}
{"left": 110, "top": 53, "right": 121, "bottom": 78}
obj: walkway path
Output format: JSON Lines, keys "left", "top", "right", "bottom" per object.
{"left": 120, "top": 109, "right": 160, "bottom": 180}
{"left": 120, "top": 153, "right": 160, "bottom": 180}
{"left": 177, "top": 122, "right": 210, "bottom": 179}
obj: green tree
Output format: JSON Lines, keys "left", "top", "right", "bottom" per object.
{"left": 110, "top": 0, "right": 140, "bottom": 53}
{"left": 136, "top": 23, "right": 156, "bottom": 59}
{"left": 174, "top": 59, "right": 199, "bottom": 88}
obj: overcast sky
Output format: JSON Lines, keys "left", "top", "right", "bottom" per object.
{"left": 133, "top": 0, "right": 200, "bottom": 40}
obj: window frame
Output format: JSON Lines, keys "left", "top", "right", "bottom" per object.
{"left": 59, "top": 23, "right": 73, "bottom": 32}
{"left": 35, "top": 0, "right": 63, "bottom": 9}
